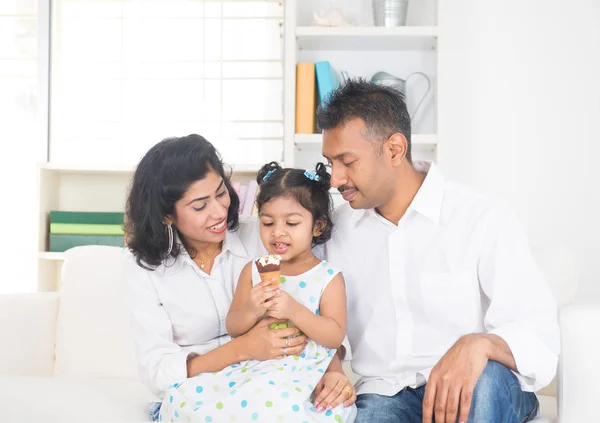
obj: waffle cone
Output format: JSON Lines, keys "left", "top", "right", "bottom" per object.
{"left": 259, "top": 270, "right": 280, "bottom": 285}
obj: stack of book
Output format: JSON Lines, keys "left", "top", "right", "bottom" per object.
{"left": 296, "top": 60, "right": 340, "bottom": 134}
{"left": 49, "top": 211, "right": 125, "bottom": 252}
{"left": 232, "top": 181, "right": 259, "bottom": 216}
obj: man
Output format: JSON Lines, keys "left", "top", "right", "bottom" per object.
{"left": 316, "top": 79, "right": 559, "bottom": 423}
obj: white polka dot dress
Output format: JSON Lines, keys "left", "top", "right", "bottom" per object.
{"left": 159, "top": 261, "right": 355, "bottom": 423}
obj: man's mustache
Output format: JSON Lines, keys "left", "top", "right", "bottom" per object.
{"left": 338, "top": 186, "right": 358, "bottom": 193}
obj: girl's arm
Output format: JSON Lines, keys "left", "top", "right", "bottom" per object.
{"left": 226, "top": 262, "right": 279, "bottom": 337}
{"left": 287, "top": 273, "right": 347, "bottom": 349}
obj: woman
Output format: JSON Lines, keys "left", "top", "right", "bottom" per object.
{"left": 125, "top": 134, "right": 355, "bottom": 421}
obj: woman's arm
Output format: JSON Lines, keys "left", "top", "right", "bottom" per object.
{"left": 226, "top": 262, "right": 279, "bottom": 337}
{"left": 270, "top": 273, "right": 347, "bottom": 349}
{"left": 187, "top": 317, "right": 308, "bottom": 376}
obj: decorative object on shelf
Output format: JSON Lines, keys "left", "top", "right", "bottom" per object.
{"left": 371, "top": 71, "right": 431, "bottom": 120}
{"left": 313, "top": 1, "right": 354, "bottom": 27}
{"left": 372, "top": 0, "right": 409, "bottom": 27}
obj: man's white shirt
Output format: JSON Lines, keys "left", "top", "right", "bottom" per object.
{"left": 324, "top": 161, "right": 559, "bottom": 396}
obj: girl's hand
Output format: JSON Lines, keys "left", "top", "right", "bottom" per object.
{"left": 247, "top": 279, "right": 279, "bottom": 318}
{"left": 267, "top": 290, "right": 300, "bottom": 320}
{"left": 241, "top": 317, "right": 307, "bottom": 361}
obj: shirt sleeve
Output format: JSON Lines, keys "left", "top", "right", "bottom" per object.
{"left": 478, "top": 204, "right": 560, "bottom": 391}
{"left": 125, "top": 256, "right": 190, "bottom": 399}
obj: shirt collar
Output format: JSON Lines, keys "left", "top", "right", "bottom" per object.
{"left": 160, "top": 227, "right": 247, "bottom": 276}
{"left": 348, "top": 160, "right": 444, "bottom": 226}
{"left": 408, "top": 161, "right": 444, "bottom": 225}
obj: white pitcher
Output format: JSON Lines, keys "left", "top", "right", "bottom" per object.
{"left": 370, "top": 71, "right": 431, "bottom": 120}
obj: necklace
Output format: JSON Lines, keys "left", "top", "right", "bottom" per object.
{"left": 193, "top": 242, "right": 221, "bottom": 269}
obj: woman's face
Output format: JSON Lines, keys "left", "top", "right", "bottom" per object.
{"left": 169, "top": 168, "right": 231, "bottom": 247}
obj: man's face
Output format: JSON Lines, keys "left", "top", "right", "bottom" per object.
{"left": 322, "top": 118, "right": 394, "bottom": 210}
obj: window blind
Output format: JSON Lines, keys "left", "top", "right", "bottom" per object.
{"left": 50, "top": 0, "right": 284, "bottom": 167}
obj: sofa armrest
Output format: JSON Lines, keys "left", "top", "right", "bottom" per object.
{"left": 0, "top": 293, "right": 59, "bottom": 376}
{"left": 558, "top": 303, "right": 600, "bottom": 422}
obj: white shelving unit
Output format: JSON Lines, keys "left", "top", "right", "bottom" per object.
{"left": 283, "top": 0, "right": 440, "bottom": 172}
{"left": 295, "top": 26, "right": 438, "bottom": 51}
{"left": 295, "top": 133, "right": 438, "bottom": 147}
{"left": 36, "top": 163, "right": 261, "bottom": 291}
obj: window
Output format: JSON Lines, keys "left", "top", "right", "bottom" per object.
{"left": 0, "top": 0, "right": 44, "bottom": 293}
{"left": 50, "top": 0, "right": 284, "bottom": 166}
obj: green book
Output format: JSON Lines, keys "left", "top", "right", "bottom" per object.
{"left": 49, "top": 234, "right": 125, "bottom": 252}
{"left": 50, "top": 223, "right": 124, "bottom": 235}
{"left": 49, "top": 211, "right": 125, "bottom": 225}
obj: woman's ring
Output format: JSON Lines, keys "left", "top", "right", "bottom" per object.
{"left": 285, "top": 338, "right": 290, "bottom": 347}
{"left": 343, "top": 386, "right": 353, "bottom": 400}
{"left": 282, "top": 347, "right": 288, "bottom": 357}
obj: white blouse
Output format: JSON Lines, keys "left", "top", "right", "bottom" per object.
{"left": 126, "top": 216, "right": 266, "bottom": 399}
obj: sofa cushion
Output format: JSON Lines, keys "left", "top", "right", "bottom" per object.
{"left": 0, "top": 375, "right": 151, "bottom": 422}
{"left": 54, "top": 246, "right": 139, "bottom": 380}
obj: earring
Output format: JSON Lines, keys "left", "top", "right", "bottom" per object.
{"left": 166, "top": 224, "right": 173, "bottom": 255}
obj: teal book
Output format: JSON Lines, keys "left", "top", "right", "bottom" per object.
{"left": 49, "top": 234, "right": 125, "bottom": 252}
{"left": 315, "top": 61, "right": 340, "bottom": 107}
{"left": 50, "top": 211, "right": 125, "bottom": 225}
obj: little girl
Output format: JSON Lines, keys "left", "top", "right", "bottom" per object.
{"left": 160, "top": 162, "right": 355, "bottom": 423}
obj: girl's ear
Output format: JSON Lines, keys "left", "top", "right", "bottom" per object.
{"left": 313, "top": 217, "right": 327, "bottom": 237}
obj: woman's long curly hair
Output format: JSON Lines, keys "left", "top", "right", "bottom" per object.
{"left": 125, "top": 134, "right": 240, "bottom": 269}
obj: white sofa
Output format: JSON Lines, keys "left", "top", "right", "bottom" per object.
{"left": 0, "top": 245, "right": 597, "bottom": 422}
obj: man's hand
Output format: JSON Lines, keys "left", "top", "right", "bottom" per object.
{"left": 422, "top": 334, "right": 492, "bottom": 423}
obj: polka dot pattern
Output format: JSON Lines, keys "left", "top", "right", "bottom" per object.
{"left": 158, "top": 261, "right": 352, "bottom": 422}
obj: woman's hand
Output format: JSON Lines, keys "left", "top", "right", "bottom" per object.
{"left": 246, "top": 279, "right": 279, "bottom": 319}
{"left": 267, "top": 290, "right": 301, "bottom": 321}
{"left": 312, "top": 354, "right": 356, "bottom": 411}
{"left": 239, "top": 317, "right": 307, "bottom": 361}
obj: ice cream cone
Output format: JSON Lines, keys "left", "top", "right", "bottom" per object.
{"left": 255, "top": 254, "right": 282, "bottom": 287}
{"left": 258, "top": 270, "right": 281, "bottom": 285}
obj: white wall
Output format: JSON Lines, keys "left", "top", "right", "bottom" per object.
{"left": 438, "top": 0, "right": 600, "bottom": 301}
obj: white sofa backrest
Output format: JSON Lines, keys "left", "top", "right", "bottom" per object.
{"left": 54, "top": 246, "right": 138, "bottom": 380}
{"left": 531, "top": 244, "right": 580, "bottom": 308}
{"left": 0, "top": 293, "right": 59, "bottom": 376}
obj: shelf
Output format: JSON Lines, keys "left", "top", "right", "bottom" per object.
{"left": 295, "top": 133, "right": 438, "bottom": 146}
{"left": 295, "top": 133, "right": 323, "bottom": 145}
{"left": 295, "top": 26, "right": 438, "bottom": 51}
{"left": 38, "top": 252, "right": 65, "bottom": 261}
{"left": 38, "top": 163, "right": 262, "bottom": 175}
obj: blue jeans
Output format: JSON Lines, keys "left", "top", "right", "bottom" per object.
{"left": 355, "top": 361, "right": 539, "bottom": 423}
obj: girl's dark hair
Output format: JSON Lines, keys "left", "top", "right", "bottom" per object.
{"left": 256, "top": 162, "right": 333, "bottom": 246}
{"left": 125, "top": 134, "right": 240, "bottom": 269}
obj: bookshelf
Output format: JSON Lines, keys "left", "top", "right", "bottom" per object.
{"left": 36, "top": 163, "right": 261, "bottom": 291}
{"left": 284, "top": 0, "right": 439, "bottom": 171}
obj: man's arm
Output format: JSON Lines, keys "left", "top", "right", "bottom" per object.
{"left": 479, "top": 204, "right": 560, "bottom": 388}
{"left": 422, "top": 204, "right": 560, "bottom": 423}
